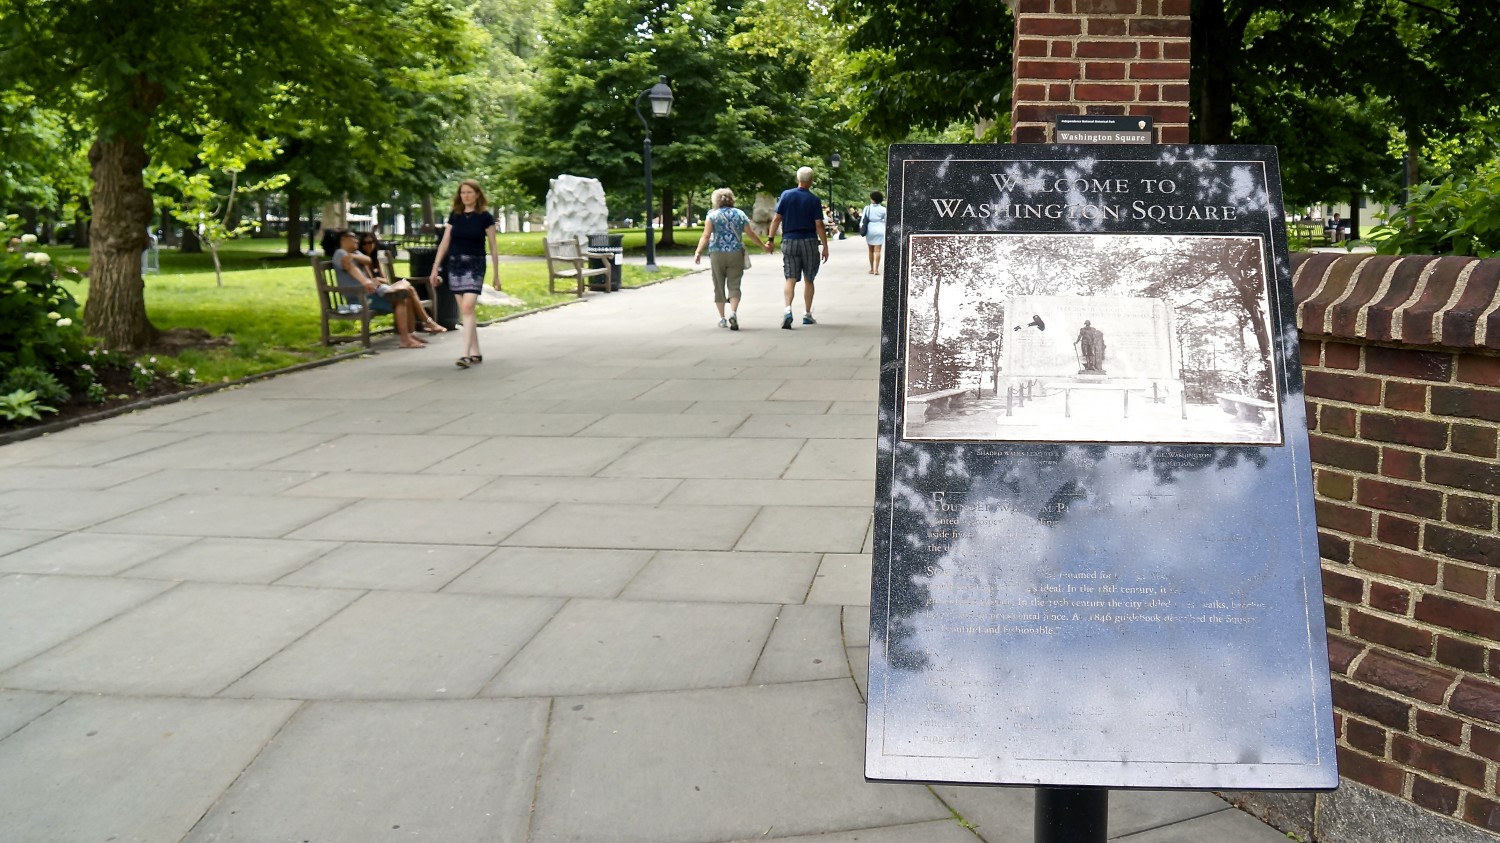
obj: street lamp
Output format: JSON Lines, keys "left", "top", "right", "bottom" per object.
{"left": 634, "top": 75, "right": 675, "bottom": 271}
{"left": 829, "top": 152, "right": 843, "bottom": 240}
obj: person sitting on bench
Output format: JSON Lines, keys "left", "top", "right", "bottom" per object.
{"left": 356, "top": 231, "right": 445, "bottom": 336}
{"left": 331, "top": 229, "right": 432, "bottom": 349}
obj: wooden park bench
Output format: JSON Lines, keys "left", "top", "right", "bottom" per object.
{"left": 311, "top": 255, "right": 373, "bottom": 348}
{"left": 544, "top": 238, "right": 613, "bottom": 297}
{"left": 1215, "top": 392, "right": 1276, "bottom": 424}
{"left": 906, "top": 387, "right": 972, "bottom": 421}
{"left": 377, "top": 252, "right": 439, "bottom": 323}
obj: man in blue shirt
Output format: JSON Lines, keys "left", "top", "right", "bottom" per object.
{"left": 765, "top": 167, "right": 829, "bottom": 329}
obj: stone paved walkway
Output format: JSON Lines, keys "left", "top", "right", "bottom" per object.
{"left": 0, "top": 240, "right": 1292, "bottom": 842}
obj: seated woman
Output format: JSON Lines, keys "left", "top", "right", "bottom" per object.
{"left": 357, "top": 232, "right": 445, "bottom": 335}
{"left": 330, "top": 230, "right": 431, "bottom": 349}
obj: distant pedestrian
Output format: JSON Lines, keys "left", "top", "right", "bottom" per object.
{"left": 765, "top": 167, "right": 829, "bottom": 329}
{"left": 431, "top": 179, "right": 502, "bottom": 369}
{"left": 693, "top": 187, "right": 767, "bottom": 331}
{"left": 861, "top": 191, "right": 887, "bottom": 275}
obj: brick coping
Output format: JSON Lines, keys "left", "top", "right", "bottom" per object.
{"left": 1291, "top": 252, "right": 1500, "bottom": 351}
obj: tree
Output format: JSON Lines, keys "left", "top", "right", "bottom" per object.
{"left": 0, "top": 0, "right": 482, "bottom": 349}
{"left": 512, "top": 0, "right": 827, "bottom": 247}
{"left": 831, "top": 0, "right": 1013, "bottom": 140}
{"left": 158, "top": 134, "right": 289, "bottom": 286}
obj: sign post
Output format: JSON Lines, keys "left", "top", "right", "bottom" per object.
{"left": 866, "top": 143, "right": 1337, "bottom": 808}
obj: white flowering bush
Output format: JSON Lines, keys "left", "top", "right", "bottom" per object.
{"left": 0, "top": 248, "right": 86, "bottom": 398}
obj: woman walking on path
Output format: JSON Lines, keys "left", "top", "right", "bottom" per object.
{"left": 862, "top": 191, "right": 887, "bottom": 275}
{"left": 693, "top": 187, "right": 766, "bottom": 331}
{"left": 431, "top": 179, "right": 502, "bottom": 368}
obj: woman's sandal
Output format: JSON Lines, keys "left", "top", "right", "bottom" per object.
{"left": 455, "top": 355, "right": 483, "bottom": 369}
{"left": 455, "top": 357, "right": 470, "bottom": 369}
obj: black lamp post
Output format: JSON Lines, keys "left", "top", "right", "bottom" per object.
{"left": 634, "top": 75, "right": 675, "bottom": 271}
{"left": 830, "top": 152, "right": 843, "bottom": 240}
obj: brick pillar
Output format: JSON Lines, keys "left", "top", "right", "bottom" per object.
{"left": 1010, "top": 0, "right": 1191, "bottom": 143}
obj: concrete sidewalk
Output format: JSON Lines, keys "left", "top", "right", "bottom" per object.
{"left": 0, "top": 240, "right": 1288, "bottom": 842}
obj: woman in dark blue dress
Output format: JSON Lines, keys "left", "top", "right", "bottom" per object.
{"left": 431, "top": 179, "right": 501, "bottom": 368}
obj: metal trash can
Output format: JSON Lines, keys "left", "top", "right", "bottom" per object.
{"left": 407, "top": 246, "right": 457, "bottom": 329}
{"left": 586, "top": 233, "right": 623, "bottom": 291}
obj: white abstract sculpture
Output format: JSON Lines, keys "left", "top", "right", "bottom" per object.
{"left": 545, "top": 175, "right": 608, "bottom": 247}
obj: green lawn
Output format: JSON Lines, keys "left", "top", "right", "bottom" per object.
{"left": 41, "top": 237, "right": 690, "bottom": 384}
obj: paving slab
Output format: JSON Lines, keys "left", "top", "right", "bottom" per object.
{"left": 807, "top": 553, "right": 874, "bottom": 606}
{"left": 723, "top": 820, "right": 979, "bottom": 843}
{"left": 737, "top": 506, "right": 873, "bottom": 553}
{"left": 0, "top": 464, "right": 157, "bottom": 491}
{"left": 684, "top": 399, "right": 832, "bottom": 415}
{"left": 530, "top": 680, "right": 948, "bottom": 843}
{"left": 426, "top": 411, "right": 602, "bottom": 436}
{"left": 92, "top": 493, "right": 352, "bottom": 538}
{"left": 465, "top": 475, "right": 681, "bottom": 505}
{"left": 620, "top": 550, "right": 819, "bottom": 604}
{"left": 288, "top": 498, "right": 546, "bottom": 545}
{"left": 0, "top": 574, "right": 174, "bottom": 672}
{"left": 444, "top": 546, "right": 654, "bottom": 598}
{"left": 260, "top": 432, "right": 486, "bottom": 473}
{"left": 599, "top": 437, "right": 804, "bottom": 479}
{"left": 103, "top": 431, "right": 336, "bottom": 470}
{"left": 545, "top": 398, "right": 696, "bottom": 415}
{"left": 156, "top": 402, "right": 341, "bottom": 432}
{"left": 425, "top": 435, "right": 640, "bottom": 476}
{"left": 227, "top": 591, "right": 562, "bottom": 699}
{"left": 663, "top": 477, "right": 873, "bottom": 507}
{"left": 751, "top": 604, "right": 850, "bottom": 684}
{"left": 288, "top": 408, "right": 472, "bottom": 434}
{"left": 735, "top": 413, "right": 877, "bottom": 439}
{"left": 843, "top": 605, "right": 872, "bottom": 647}
{"left": 770, "top": 379, "right": 881, "bottom": 402}
{"left": 576, "top": 412, "right": 748, "bottom": 438}
{"left": 512, "top": 377, "right": 661, "bottom": 401}
{"left": 280, "top": 470, "right": 491, "bottom": 499}
{"left": 485, "top": 598, "right": 778, "bottom": 696}
{"left": 639, "top": 378, "right": 785, "bottom": 402}
{"left": 0, "top": 531, "right": 198, "bottom": 576}
{"left": 105, "top": 467, "right": 321, "bottom": 496}
{"left": 0, "top": 689, "right": 66, "bottom": 741}
{"left": 0, "top": 696, "right": 298, "bottom": 843}
{"left": 0, "top": 582, "right": 359, "bottom": 695}
{"left": 0, "top": 488, "right": 172, "bottom": 531}
{"left": 504, "top": 503, "right": 760, "bottom": 551}
{"left": 784, "top": 438, "right": 877, "bottom": 480}
{"left": 122, "top": 536, "right": 340, "bottom": 583}
{"left": 275, "top": 541, "right": 489, "bottom": 591}
{"left": 182, "top": 700, "right": 548, "bottom": 843}
{"left": 13, "top": 429, "right": 196, "bottom": 467}
{"left": 0, "top": 528, "right": 59, "bottom": 556}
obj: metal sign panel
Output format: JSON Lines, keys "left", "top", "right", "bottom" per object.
{"left": 867, "top": 144, "right": 1337, "bottom": 790}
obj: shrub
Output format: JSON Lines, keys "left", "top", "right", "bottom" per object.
{"left": 1, "top": 365, "right": 69, "bottom": 405}
{"left": 1370, "top": 158, "right": 1500, "bottom": 257}
{"left": 0, "top": 249, "right": 87, "bottom": 379}
{"left": 0, "top": 389, "right": 55, "bottom": 421}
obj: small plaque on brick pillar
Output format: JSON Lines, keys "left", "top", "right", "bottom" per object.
{"left": 1055, "top": 115, "right": 1154, "bottom": 144}
{"left": 867, "top": 143, "right": 1338, "bottom": 790}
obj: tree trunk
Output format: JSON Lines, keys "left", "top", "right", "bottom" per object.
{"left": 1191, "top": 0, "right": 1235, "bottom": 144}
{"left": 1347, "top": 190, "right": 1361, "bottom": 241}
{"left": 1403, "top": 124, "right": 1423, "bottom": 207}
{"left": 421, "top": 193, "right": 435, "bottom": 231}
{"left": 84, "top": 135, "right": 157, "bottom": 350}
{"left": 159, "top": 207, "right": 178, "bottom": 247}
{"left": 180, "top": 226, "right": 202, "bottom": 253}
{"left": 285, "top": 190, "right": 303, "bottom": 257}
{"left": 72, "top": 196, "right": 91, "bottom": 248}
{"left": 659, "top": 185, "right": 677, "bottom": 248}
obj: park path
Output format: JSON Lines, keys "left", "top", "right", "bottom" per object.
{"left": 0, "top": 238, "right": 1288, "bottom": 842}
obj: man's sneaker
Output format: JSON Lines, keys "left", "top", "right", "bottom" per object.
{"left": 781, "top": 312, "right": 794, "bottom": 330}
{"left": 718, "top": 318, "right": 728, "bottom": 328}
{"left": 803, "top": 314, "right": 817, "bottom": 325}
{"left": 729, "top": 315, "right": 739, "bottom": 331}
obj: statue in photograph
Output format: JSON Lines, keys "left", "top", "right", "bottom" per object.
{"left": 1074, "top": 320, "right": 1106, "bottom": 373}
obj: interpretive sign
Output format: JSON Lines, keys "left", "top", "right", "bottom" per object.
{"left": 1055, "top": 115, "right": 1154, "bottom": 144}
{"left": 867, "top": 144, "right": 1337, "bottom": 791}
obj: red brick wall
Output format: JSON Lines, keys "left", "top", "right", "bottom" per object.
{"left": 1010, "top": 0, "right": 1190, "bottom": 143}
{"left": 1296, "top": 253, "right": 1500, "bottom": 833}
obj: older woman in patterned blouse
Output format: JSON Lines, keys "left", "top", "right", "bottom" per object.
{"left": 693, "top": 187, "right": 767, "bottom": 331}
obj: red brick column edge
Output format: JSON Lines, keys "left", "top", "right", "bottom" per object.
{"left": 1010, "top": 0, "right": 1191, "bottom": 143}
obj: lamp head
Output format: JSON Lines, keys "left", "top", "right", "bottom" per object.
{"left": 648, "top": 76, "right": 674, "bottom": 118}
{"left": 830, "top": 152, "right": 841, "bottom": 169}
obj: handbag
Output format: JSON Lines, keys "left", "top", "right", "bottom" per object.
{"left": 743, "top": 248, "right": 752, "bottom": 269}
{"left": 859, "top": 207, "right": 870, "bottom": 237}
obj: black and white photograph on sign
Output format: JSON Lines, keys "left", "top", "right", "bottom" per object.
{"left": 902, "top": 233, "right": 1281, "bottom": 445}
